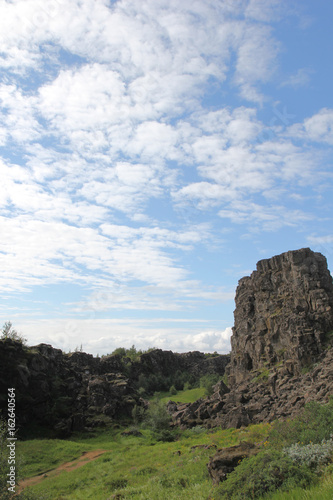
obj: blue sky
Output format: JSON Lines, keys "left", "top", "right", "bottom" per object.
{"left": 1, "top": 0, "right": 333, "bottom": 355}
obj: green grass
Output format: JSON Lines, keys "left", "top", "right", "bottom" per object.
{"left": 19, "top": 423, "right": 270, "bottom": 499}
{"left": 17, "top": 439, "right": 95, "bottom": 479}
{"left": 17, "top": 409, "right": 333, "bottom": 499}
{"left": 157, "top": 387, "right": 206, "bottom": 404}
{"left": 260, "top": 473, "right": 333, "bottom": 499}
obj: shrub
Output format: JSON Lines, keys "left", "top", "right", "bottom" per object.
{"left": 169, "top": 385, "right": 177, "bottom": 395}
{"left": 215, "top": 449, "right": 316, "bottom": 499}
{"left": 1, "top": 321, "right": 26, "bottom": 344}
{"left": 200, "top": 374, "right": 220, "bottom": 397}
{"left": 142, "top": 399, "right": 171, "bottom": 432}
{"left": 283, "top": 437, "right": 333, "bottom": 471}
{"left": 132, "top": 404, "right": 145, "bottom": 425}
{"left": 269, "top": 399, "right": 333, "bottom": 448}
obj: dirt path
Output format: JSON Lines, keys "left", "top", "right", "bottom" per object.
{"left": 18, "top": 449, "right": 108, "bottom": 493}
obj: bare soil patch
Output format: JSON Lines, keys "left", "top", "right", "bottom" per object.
{"left": 18, "top": 449, "right": 108, "bottom": 492}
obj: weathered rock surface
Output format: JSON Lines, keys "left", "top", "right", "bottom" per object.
{"left": 168, "top": 248, "right": 333, "bottom": 430}
{"left": 0, "top": 341, "right": 228, "bottom": 435}
{"left": 207, "top": 441, "right": 260, "bottom": 484}
{"left": 228, "top": 247, "right": 333, "bottom": 385}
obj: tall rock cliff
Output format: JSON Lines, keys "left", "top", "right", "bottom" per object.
{"left": 168, "top": 248, "right": 333, "bottom": 429}
{"left": 227, "top": 248, "right": 333, "bottom": 385}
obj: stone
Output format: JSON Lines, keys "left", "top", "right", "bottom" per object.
{"left": 167, "top": 248, "right": 333, "bottom": 431}
{"left": 207, "top": 441, "right": 260, "bottom": 484}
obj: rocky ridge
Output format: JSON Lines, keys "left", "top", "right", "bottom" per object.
{"left": 168, "top": 248, "right": 333, "bottom": 429}
{"left": 0, "top": 341, "right": 228, "bottom": 436}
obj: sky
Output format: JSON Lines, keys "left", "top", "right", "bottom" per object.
{"left": 1, "top": 0, "right": 333, "bottom": 356}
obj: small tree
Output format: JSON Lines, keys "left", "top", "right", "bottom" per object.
{"left": 142, "top": 400, "right": 171, "bottom": 432}
{"left": 200, "top": 374, "right": 220, "bottom": 397}
{"left": 1, "top": 322, "right": 26, "bottom": 344}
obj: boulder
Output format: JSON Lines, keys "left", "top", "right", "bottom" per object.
{"left": 207, "top": 441, "right": 260, "bottom": 484}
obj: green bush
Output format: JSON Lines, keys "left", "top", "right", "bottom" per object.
{"left": 142, "top": 399, "right": 171, "bottom": 432}
{"left": 199, "top": 374, "right": 220, "bottom": 396}
{"left": 1, "top": 321, "right": 26, "bottom": 344}
{"left": 215, "top": 449, "right": 316, "bottom": 499}
{"left": 169, "top": 385, "right": 177, "bottom": 395}
{"left": 269, "top": 399, "right": 333, "bottom": 448}
{"left": 132, "top": 404, "right": 145, "bottom": 425}
{"left": 283, "top": 437, "right": 333, "bottom": 471}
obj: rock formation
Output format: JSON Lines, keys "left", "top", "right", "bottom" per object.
{"left": 228, "top": 247, "right": 333, "bottom": 385}
{"left": 1, "top": 247, "right": 332, "bottom": 439}
{"left": 168, "top": 248, "right": 333, "bottom": 429}
{"left": 0, "top": 341, "right": 228, "bottom": 436}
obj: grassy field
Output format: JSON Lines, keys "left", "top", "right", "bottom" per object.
{"left": 16, "top": 396, "right": 333, "bottom": 499}
{"left": 260, "top": 474, "right": 333, "bottom": 500}
{"left": 18, "top": 424, "right": 269, "bottom": 499}
{"left": 155, "top": 387, "right": 206, "bottom": 404}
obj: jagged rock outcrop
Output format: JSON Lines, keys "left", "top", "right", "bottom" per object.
{"left": 0, "top": 341, "right": 138, "bottom": 436}
{"left": 130, "top": 349, "right": 229, "bottom": 380}
{"left": 0, "top": 341, "right": 228, "bottom": 436}
{"left": 168, "top": 248, "right": 333, "bottom": 430}
{"left": 228, "top": 247, "right": 333, "bottom": 385}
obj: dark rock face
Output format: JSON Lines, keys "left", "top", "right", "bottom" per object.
{"left": 228, "top": 248, "right": 333, "bottom": 385}
{"left": 131, "top": 349, "right": 229, "bottom": 379}
{"left": 168, "top": 248, "right": 333, "bottom": 430}
{"left": 0, "top": 341, "right": 137, "bottom": 436}
{"left": 0, "top": 341, "right": 228, "bottom": 436}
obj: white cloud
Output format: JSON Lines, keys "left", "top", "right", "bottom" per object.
{"left": 288, "top": 109, "right": 333, "bottom": 145}
{"left": 233, "top": 24, "right": 280, "bottom": 102}
{"left": 303, "top": 109, "right": 333, "bottom": 145}
{"left": 281, "top": 68, "right": 312, "bottom": 88}
{"left": 14, "top": 317, "right": 232, "bottom": 355}
{"left": 1, "top": 0, "right": 332, "bottom": 355}
{"left": 219, "top": 200, "right": 313, "bottom": 231}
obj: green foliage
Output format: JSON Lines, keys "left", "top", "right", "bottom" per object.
{"left": 110, "top": 344, "right": 157, "bottom": 362}
{"left": 252, "top": 368, "right": 270, "bottom": 383}
{"left": 142, "top": 399, "right": 171, "bottom": 433}
{"left": 131, "top": 404, "right": 145, "bottom": 426}
{"left": 215, "top": 449, "right": 316, "bottom": 499}
{"left": 158, "top": 387, "right": 206, "bottom": 404}
{"left": 17, "top": 422, "right": 274, "bottom": 499}
{"left": 137, "top": 369, "right": 197, "bottom": 397}
{"left": 1, "top": 321, "right": 26, "bottom": 344}
{"left": 199, "top": 374, "right": 220, "bottom": 396}
{"left": 283, "top": 437, "right": 333, "bottom": 471}
{"left": 169, "top": 385, "right": 177, "bottom": 395}
{"left": 0, "top": 418, "right": 8, "bottom": 497}
{"left": 269, "top": 399, "right": 333, "bottom": 448}
{"left": 261, "top": 473, "right": 333, "bottom": 500}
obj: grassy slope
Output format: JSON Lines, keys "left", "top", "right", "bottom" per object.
{"left": 156, "top": 387, "right": 206, "bottom": 404}
{"left": 19, "top": 424, "right": 270, "bottom": 499}
{"left": 260, "top": 474, "right": 333, "bottom": 499}
{"left": 17, "top": 440, "right": 95, "bottom": 478}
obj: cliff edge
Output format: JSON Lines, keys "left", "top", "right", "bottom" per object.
{"left": 169, "top": 248, "right": 333, "bottom": 429}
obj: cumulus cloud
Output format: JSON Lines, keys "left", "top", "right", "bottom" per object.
{"left": 1, "top": 0, "right": 332, "bottom": 352}
{"left": 293, "top": 108, "right": 333, "bottom": 145}
{"left": 15, "top": 318, "right": 233, "bottom": 355}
